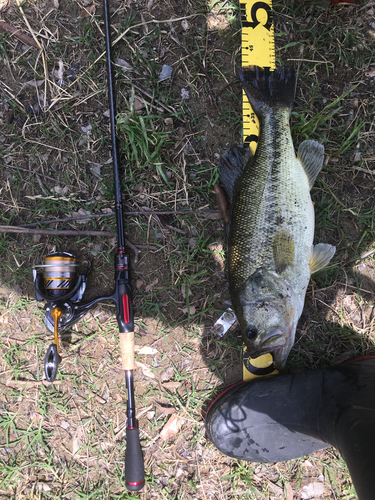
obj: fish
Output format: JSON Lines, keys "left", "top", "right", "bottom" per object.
{"left": 219, "top": 66, "right": 336, "bottom": 370}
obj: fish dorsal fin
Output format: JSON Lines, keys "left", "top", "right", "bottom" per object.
{"left": 218, "top": 145, "right": 252, "bottom": 203}
{"left": 297, "top": 140, "right": 324, "bottom": 189}
{"left": 309, "top": 243, "right": 336, "bottom": 274}
{"left": 273, "top": 231, "right": 295, "bottom": 273}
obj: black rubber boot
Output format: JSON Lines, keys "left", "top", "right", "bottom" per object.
{"left": 205, "top": 358, "right": 375, "bottom": 500}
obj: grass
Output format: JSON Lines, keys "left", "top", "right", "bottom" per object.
{"left": 1, "top": 0, "right": 374, "bottom": 498}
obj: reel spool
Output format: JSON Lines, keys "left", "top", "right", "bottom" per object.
{"left": 41, "top": 253, "right": 77, "bottom": 298}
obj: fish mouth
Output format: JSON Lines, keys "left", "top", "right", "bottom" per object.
{"left": 246, "top": 328, "right": 287, "bottom": 358}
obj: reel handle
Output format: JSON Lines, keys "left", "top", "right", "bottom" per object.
{"left": 44, "top": 344, "right": 61, "bottom": 382}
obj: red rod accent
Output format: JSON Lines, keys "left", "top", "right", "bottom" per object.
{"left": 123, "top": 294, "right": 130, "bottom": 323}
{"left": 126, "top": 480, "right": 145, "bottom": 486}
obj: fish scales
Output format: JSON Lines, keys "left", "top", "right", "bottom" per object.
{"left": 219, "top": 67, "right": 336, "bottom": 369}
{"left": 229, "top": 108, "right": 313, "bottom": 297}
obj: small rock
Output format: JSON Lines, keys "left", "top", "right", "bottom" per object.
{"left": 158, "top": 64, "right": 173, "bottom": 82}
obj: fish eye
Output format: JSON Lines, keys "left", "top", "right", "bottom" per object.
{"left": 245, "top": 326, "right": 258, "bottom": 340}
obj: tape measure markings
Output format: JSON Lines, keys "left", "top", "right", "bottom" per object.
{"left": 241, "top": 0, "right": 275, "bottom": 154}
{"left": 241, "top": 0, "right": 275, "bottom": 380}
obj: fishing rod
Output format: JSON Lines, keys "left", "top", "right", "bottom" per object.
{"left": 33, "top": 0, "right": 145, "bottom": 491}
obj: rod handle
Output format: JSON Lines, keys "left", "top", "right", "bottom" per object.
{"left": 125, "top": 426, "right": 145, "bottom": 491}
{"left": 119, "top": 331, "right": 135, "bottom": 370}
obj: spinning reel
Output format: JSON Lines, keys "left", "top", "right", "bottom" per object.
{"left": 34, "top": 251, "right": 129, "bottom": 383}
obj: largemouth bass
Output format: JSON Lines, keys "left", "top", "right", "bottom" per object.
{"left": 219, "top": 67, "right": 335, "bottom": 370}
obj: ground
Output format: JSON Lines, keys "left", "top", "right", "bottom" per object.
{"left": 0, "top": 0, "right": 375, "bottom": 498}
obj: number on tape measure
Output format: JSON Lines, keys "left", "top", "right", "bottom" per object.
{"left": 241, "top": 0, "right": 275, "bottom": 153}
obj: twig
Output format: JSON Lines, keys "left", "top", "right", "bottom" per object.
{"left": 21, "top": 209, "right": 221, "bottom": 227}
{"left": 0, "top": 225, "right": 114, "bottom": 237}
{"left": 4, "top": 379, "right": 61, "bottom": 388}
{"left": 5, "top": 164, "right": 78, "bottom": 189}
{"left": 0, "top": 225, "right": 140, "bottom": 261}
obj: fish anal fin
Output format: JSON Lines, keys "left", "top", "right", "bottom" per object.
{"left": 273, "top": 231, "right": 295, "bottom": 273}
{"left": 297, "top": 140, "right": 324, "bottom": 189}
{"left": 309, "top": 243, "right": 336, "bottom": 274}
{"left": 218, "top": 145, "right": 252, "bottom": 203}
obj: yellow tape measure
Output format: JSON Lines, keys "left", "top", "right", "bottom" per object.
{"left": 241, "top": 0, "right": 277, "bottom": 380}
{"left": 241, "top": 0, "right": 275, "bottom": 155}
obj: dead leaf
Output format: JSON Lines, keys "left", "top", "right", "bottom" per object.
{"left": 179, "top": 305, "right": 196, "bottom": 315}
{"left": 299, "top": 482, "right": 325, "bottom": 499}
{"left": 365, "top": 68, "right": 375, "bottom": 77}
{"left": 133, "top": 95, "right": 145, "bottom": 111}
{"left": 160, "top": 413, "right": 185, "bottom": 440}
{"left": 53, "top": 0, "right": 59, "bottom": 7}
{"left": 81, "top": 124, "right": 92, "bottom": 134}
{"left": 162, "top": 381, "right": 181, "bottom": 389}
{"left": 71, "top": 208, "right": 91, "bottom": 223}
{"left": 81, "top": 3, "right": 96, "bottom": 17}
{"left": 145, "top": 278, "right": 158, "bottom": 292}
{"left": 154, "top": 402, "right": 177, "bottom": 415}
{"left": 89, "top": 162, "right": 102, "bottom": 178}
{"left": 54, "top": 60, "right": 64, "bottom": 86}
{"left": 26, "top": 79, "right": 45, "bottom": 88}
{"left": 160, "top": 366, "right": 174, "bottom": 382}
{"left": 135, "top": 361, "right": 156, "bottom": 379}
{"left": 72, "top": 426, "right": 85, "bottom": 456}
{"left": 115, "top": 58, "right": 132, "bottom": 70}
{"left": 0, "top": 22, "right": 39, "bottom": 48}
{"left": 136, "top": 279, "right": 144, "bottom": 289}
{"left": 181, "top": 284, "right": 192, "bottom": 299}
{"left": 135, "top": 346, "right": 158, "bottom": 355}
{"left": 12, "top": 284, "right": 22, "bottom": 296}
{"left": 53, "top": 185, "right": 69, "bottom": 195}
{"left": 140, "top": 12, "right": 149, "bottom": 35}
{"left": 285, "top": 482, "right": 294, "bottom": 500}
{"left": 203, "top": 212, "right": 221, "bottom": 220}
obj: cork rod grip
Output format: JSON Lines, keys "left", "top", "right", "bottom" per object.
{"left": 119, "top": 332, "right": 135, "bottom": 370}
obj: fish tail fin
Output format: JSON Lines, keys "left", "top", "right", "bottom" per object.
{"left": 239, "top": 66, "right": 297, "bottom": 117}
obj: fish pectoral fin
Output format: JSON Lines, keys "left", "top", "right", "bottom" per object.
{"left": 309, "top": 243, "right": 336, "bottom": 273}
{"left": 218, "top": 145, "right": 252, "bottom": 203}
{"left": 274, "top": 231, "right": 295, "bottom": 273}
{"left": 297, "top": 140, "right": 324, "bottom": 189}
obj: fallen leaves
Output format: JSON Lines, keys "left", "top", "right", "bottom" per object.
{"left": 70, "top": 208, "right": 91, "bottom": 223}
{"left": 135, "top": 346, "right": 158, "bottom": 355}
{"left": 299, "top": 481, "right": 325, "bottom": 499}
{"left": 81, "top": 3, "right": 96, "bottom": 18}
{"left": 135, "top": 360, "right": 156, "bottom": 379}
{"left": 160, "top": 413, "right": 185, "bottom": 440}
{"left": 154, "top": 402, "right": 177, "bottom": 415}
{"left": 0, "top": 21, "right": 39, "bottom": 48}
{"left": 145, "top": 278, "right": 158, "bottom": 292}
{"left": 179, "top": 304, "right": 196, "bottom": 315}
{"left": 26, "top": 79, "right": 44, "bottom": 88}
